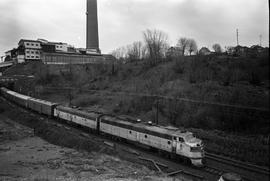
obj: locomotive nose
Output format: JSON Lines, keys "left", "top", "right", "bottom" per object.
{"left": 191, "top": 159, "right": 204, "bottom": 167}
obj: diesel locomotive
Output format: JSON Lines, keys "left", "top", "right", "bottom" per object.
{"left": 0, "top": 87, "right": 204, "bottom": 166}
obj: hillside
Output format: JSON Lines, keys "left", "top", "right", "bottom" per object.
{"left": 5, "top": 55, "right": 269, "bottom": 133}
{"left": 3, "top": 54, "right": 270, "bottom": 166}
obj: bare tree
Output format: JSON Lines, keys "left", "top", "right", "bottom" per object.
{"left": 177, "top": 37, "right": 189, "bottom": 56}
{"left": 187, "top": 38, "right": 198, "bottom": 56}
{"left": 111, "top": 46, "right": 128, "bottom": 61}
{"left": 143, "top": 29, "right": 169, "bottom": 66}
{"left": 212, "top": 43, "right": 222, "bottom": 53}
{"left": 127, "top": 41, "right": 144, "bottom": 62}
{"left": 141, "top": 45, "right": 147, "bottom": 59}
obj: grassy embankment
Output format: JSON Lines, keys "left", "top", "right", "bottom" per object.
{"left": 4, "top": 54, "right": 269, "bottom": 166}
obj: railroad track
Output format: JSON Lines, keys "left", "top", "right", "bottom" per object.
{"left": 1, "top": 96, "right": 269, "bottom": 181}
{"left": 205, "top": 152, "right": 269, "bottom": 175}
{"left": 204, "top": 166, "right": 224, "bottom": 177}
{"left": 205, "top": 152, "right": 269, "bottom": 180}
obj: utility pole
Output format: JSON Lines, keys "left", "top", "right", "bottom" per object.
{"left": 259, "top": 34, "right": 262, "bottom": 46}
{"left": 236, "top": 29, "right": 239, "bottom": 46}
{"left": 156, "top": 98, "right": 159, "bottom": 125}
{"left": 69, "top": 59, "right": 72, "bottom": 106}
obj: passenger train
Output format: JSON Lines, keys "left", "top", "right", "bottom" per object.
{"left": 0, "top": 87, "right": 204, "bottom": 166}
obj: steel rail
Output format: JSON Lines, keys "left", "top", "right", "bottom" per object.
{"left": 205, "top": 152, "right": 269, "bottom": 176}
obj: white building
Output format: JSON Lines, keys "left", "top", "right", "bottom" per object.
{"left": 38, "top": 39, "right": 69, "bottom": 52}
{"left": 18, "top": 39, "right": 41, "bottom": 61}
{"left": 54, "top": 43, "right": 68, "bottom": 52}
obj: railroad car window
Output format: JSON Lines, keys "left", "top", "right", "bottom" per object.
{"left": 179, "top": 137, "right": 184, "bottom": 142}
{"left": 145, "top": 135, "right": 147, "bottom": 138}
{"left": 168, "top": 141, "right": 171, "bottom": 145}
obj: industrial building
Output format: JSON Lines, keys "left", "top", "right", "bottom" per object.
{"left": 2, "top": 0, "right": 115, "bottom": 65}
{"left": 3, "top": 38, "right": 115, "bottom": 65}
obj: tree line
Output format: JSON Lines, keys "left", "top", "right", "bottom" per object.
{"left": 111, "top": 29, "right": 223, "bottom": 65}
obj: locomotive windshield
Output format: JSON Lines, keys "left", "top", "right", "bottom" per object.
{"left": 185, "top": 133, "right": 194, "bottom": 141}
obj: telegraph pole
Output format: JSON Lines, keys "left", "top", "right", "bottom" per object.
{"left": 259, "top": 34, "right": 262, "bottom": 46}
{"left": 236, "top": 29, "right": 239, "bottom": 46}
{"left": 156, "top": 98, "right": 159, "bottom": 125}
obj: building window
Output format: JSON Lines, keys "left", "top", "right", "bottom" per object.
{"left": 26, "top": 43, "right": 30, "bottom": 46}
{"left": 31, "top": 56, "right": 34, "bottom": 58}
{"left": 26, "top": 51, "right": 30, "bottom": 53}
{"left": 173, "top": 137, "right": 177, "bottom": 140}
{"left": 36, "top": 56, "right": 39, "bottom": 58}
{"left": 27, "top": 56, "right": 30, "bottom": 58}
{"left": 31, "top": 51, "right": 34, "bottom": 54}
{"left": 31, "top": 43, "right": 34, "bottom": 46}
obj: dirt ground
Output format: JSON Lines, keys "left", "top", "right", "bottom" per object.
{"left": 0, "top": 107, "right": 190, "bottom": 181}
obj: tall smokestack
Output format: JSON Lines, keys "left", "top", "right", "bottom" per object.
{"left": 86, "top": 0, "right": 100, "bottom": 54}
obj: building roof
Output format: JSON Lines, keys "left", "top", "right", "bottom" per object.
{"left": 5, "top": 48, "right": 17, "bottom": 54}
{"left": 199, "top": 47, "right": 210, "bottom": 52}
{"left": 18, "top": 39, "right": 41, "bottom": 45}
{"left": 37, "top": 38, "right": 49, "bottom": 44}
{"left": 49, "top": 42, "right": 68, "bottom": 45}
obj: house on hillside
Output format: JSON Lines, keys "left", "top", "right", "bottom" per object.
{"left": 199, "top": 47, "right": 211, "bottom": 55}
{"left": 166, "top": 47, "right": 183, "bottom": 58}
{"left": 234, "top": 45, "right": 249, "bottom": 57}
{"left": 226, "top": 45, "right": 268, "bottom": 57}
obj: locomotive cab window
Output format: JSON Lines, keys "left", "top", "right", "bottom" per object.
{"left": 179, "top": 137, "right": 184, "bottom": 142}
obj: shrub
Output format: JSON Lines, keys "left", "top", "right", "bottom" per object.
{"left": 72, "top": 95, "right": 100, "bottom": 107}
{"left": 173, "top": 58, "right": 185, "bottom": 74}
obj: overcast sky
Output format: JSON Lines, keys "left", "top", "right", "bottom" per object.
{"left": 0, "top": 0, "right": 268, "bottom": 56}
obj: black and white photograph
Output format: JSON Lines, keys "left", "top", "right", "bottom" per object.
{"left": 0, "top": 0, "right": 269, "bottom": 180}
